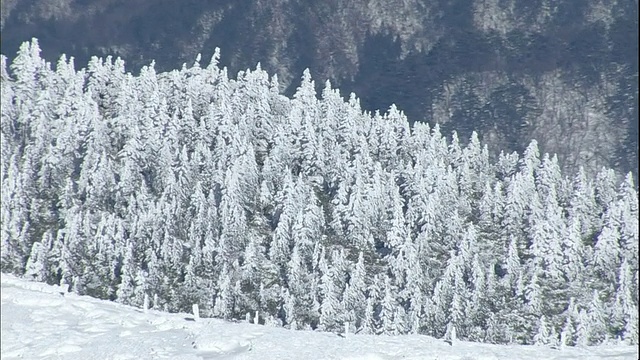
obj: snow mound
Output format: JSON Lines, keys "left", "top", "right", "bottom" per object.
{"left": 340, "top": 353, "right": 392, "bottom": 360}
{"left": 192, "top": 337, "right": 253, "bottom": 353}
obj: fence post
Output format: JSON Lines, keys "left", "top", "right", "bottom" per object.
{"left": 143, "top": 294, "right": 149, "bottom": 313}
{"left": 192, "top": 304, "right": 200, "bottom": 321}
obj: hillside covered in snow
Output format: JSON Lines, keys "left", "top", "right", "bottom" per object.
{"left": 2, "top": 274, "right": 638, "bottom": 359}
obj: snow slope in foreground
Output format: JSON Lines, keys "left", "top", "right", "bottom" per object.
{"left": 1, "top": 274, "right": 638, "bottom": 360}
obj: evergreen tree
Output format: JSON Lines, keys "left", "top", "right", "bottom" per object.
{"left": 23, "top": 233, "right": 49, "bottom": 282}
{"left": 560, "top": 313, "right": 576, "bottom": 347}
{"left": 533, "top": 315, "right": 551, "bottom": 345}
{"left": 379, "top": 274, "right": 399, "bottom": 335}
{"left": 586, "top": 290, "right": 608, "bottom": 345}
{"left": 318, "top": 251, "right": 343, "bottom": 332}
{"left": 592, "top": 216, "right": 622, "bottom": 285}
{"left": 116, "top": 241, "right": 137, "bottom": 305}
{"left": 343, "top": 252, "right": 367, "bottom": 330}
{"left": 213, "top": 263, "right": 234, "bottom": 320}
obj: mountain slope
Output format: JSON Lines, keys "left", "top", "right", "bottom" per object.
{"left": 1, "top": 0, "right": 637, "bottom": 178}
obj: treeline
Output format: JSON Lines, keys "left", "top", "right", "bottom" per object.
{"left": 1, "top": 39, "right": 637, "bottom": 346}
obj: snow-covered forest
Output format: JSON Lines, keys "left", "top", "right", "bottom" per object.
{"left": 1, "top": 39, "right": 638, "bottom": 346}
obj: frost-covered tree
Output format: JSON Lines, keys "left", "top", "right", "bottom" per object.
{"left": 23, "top": 232, "right": 51, "bottom": 282}
{"left": 318, "top": 250, "right": 343, "bottom": 332}
{"left": 213, "top": 263, "right": 234, "bottom": 320}
{"left": 343, "top": 252, "right": 367, "bottom": 330}
{"left": 379, "top": 274, "right": 401, "bottom": 335}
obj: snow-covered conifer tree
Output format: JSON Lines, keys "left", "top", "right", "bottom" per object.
{"left": 318, "top": 251, "right": 343, "bottom": 332}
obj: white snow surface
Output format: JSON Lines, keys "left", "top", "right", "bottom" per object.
{"left": 1, "top": 274, "right": 638, "bottom": 360}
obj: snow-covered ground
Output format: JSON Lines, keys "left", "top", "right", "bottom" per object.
{"left": 1, "top": 274, "right": 637, "bottom": 360}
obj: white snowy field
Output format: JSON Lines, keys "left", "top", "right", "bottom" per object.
{"left": 1, "top": 274, "right": 637, "bottom": 360}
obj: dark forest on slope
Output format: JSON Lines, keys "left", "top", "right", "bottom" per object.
{"left": 1, "top": 0, "right": 637, "bottom": 180}
{"left": 1, "top": 40, "right": 638, "bottom": 346}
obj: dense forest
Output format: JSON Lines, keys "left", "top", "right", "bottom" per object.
{"left": 2, "top": 0, "right": 637, "bottom": 179}
{"left": 1, "top": 40, "right": 638, "bottom": 346}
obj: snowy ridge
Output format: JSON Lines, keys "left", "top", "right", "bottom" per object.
{"left": 1, "top": 274, "right": 637, "bottom": 360}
